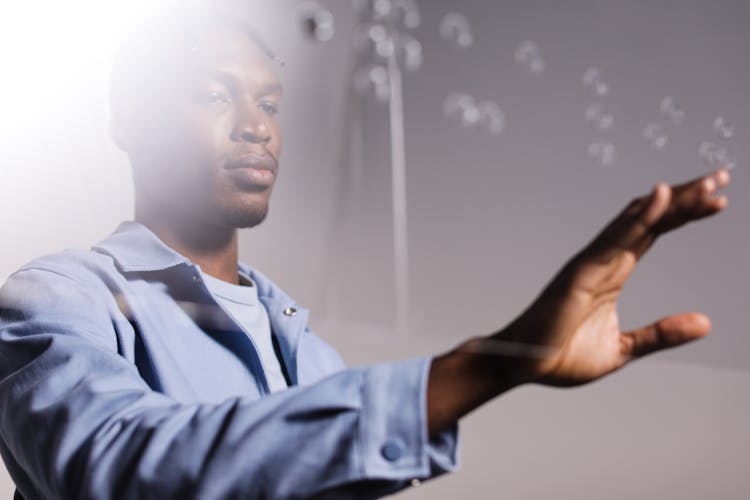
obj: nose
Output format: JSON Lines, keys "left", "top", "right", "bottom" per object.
{"left": 232, "top": 105, "right": 271, "bottom": 144}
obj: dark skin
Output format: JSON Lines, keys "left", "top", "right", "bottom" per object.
{"left": 115, "top": 23, "right": 732, "bottom": 439}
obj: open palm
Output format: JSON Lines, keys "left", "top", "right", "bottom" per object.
{"left": 495, "top": 168, "right": 731, "bottom": 387}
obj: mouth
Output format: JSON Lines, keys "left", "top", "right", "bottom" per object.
{"left": 224, "top": 154, "right": 277, "bottom": 188}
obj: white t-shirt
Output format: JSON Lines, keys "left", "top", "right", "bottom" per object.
{"left": 201, "top": 271, "right": 288, "bottom": 393}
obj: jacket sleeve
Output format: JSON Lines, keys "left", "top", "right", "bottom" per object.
{"left": 0, "top": 267, "right": 459, "bottom": 500}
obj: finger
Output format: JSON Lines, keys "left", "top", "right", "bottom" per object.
{"left": 653, "top": 167, "right": 732, "bottom": 235}
{"left": 711, "top": 167, "right": 732, "bottom": 191}
{"left": 620, "top": 312, "right": 711, "bottom": 360}
{"left": 585, "top": 167, "right": 731, "bottom": 262}
{"left": 577, "top": 182, "right": 669, "bottom": 265}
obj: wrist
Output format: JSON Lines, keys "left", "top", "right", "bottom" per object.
{"left": 456, "top": 335, "right": 535, "bottom": 390}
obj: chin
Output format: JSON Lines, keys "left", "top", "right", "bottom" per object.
{"left": 219, "top": 202, "right": 270, "bottom": 229}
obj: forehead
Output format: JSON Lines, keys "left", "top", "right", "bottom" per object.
{"left": 188, "top": 24, "right": 280, "bottom": 88}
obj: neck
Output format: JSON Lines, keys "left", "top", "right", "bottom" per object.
{"left": 135, "top": 202, "right": 240, "bottom": 285}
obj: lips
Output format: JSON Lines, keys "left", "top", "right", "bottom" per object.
{"left": 224, "top": 154, "right": 277, "bottom": 189}
{"left": 225, "top": 154, "right": 276, "bottom": 173}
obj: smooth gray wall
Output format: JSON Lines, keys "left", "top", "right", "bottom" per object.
{"left": 0, "top": 1, "right": 747, "bottom": 498}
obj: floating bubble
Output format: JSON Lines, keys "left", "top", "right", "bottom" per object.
{"left": 699, "top": 141, "right": 716, "bottom": 160}
{"left": 366, "top": 23, "right": 388, "bottom": 44}
{"left": 514, "top": 41, "right": 539, "bottom": 63}
{"left": 712, "top": 148, "right": 735, "bottom": 170}
{"left": 374, "top": 37, "right": 395, "bottom": 58}
{"left": 643, "top": 122, "right": 668, "bottom": 150}
{"left": 372, "top": 0, "right": 393, "bottom": 20}
{"left": 583, "top": 66, "right": 609, "bottom": 97}
{"left": 440, "top": 12, "right": 473, "bottom": 49}
{"left": 594, "top": 81, "right": 609, "bottom": 97}
{"left": 354, "top": 64, "right": 390, "bottom": 102}
{"left": 582, "top": 67, "right": 601, "bottom": 87}
{"left": 298, "top": 2, "right": 335, "bottom": 42}
{"left": 476, "top": 100, "right": 506, "bottom": 135}
{"left": 393, "top": 0, "right": 421, "bottom": 29}
{"left": 514, "top": 41, "right": 545, "bottom": 75}
{"left": 597, "top": 113, "right": 613, "bottom": 130}
{"left": 585, "top": 103, "right": 614, "bottom": 131}
{"left": 528, "top": 57, "right": 545, "bottom": 75}
{"left": 443, "top": 92, "right": 480, "bottom": 127}
{"left": 588, "top": 141, "right": 616, "bottom": 166}
{"left": 660, "top": 96, "right": 685, "bottom": 125}
{"left": 353, "top": 23, "right": 384, "bottom": 50}
{"left": 713, "top": 116, "right": 734, "bottom": 140}
{"left": 353, "top": 23, "right": 396, "bottom": 60}
{"left": 396, "top": 35, "right": 423, "bottom": 71}
{"left": 461, "top": 106, "right": 481, "bottom": 126}
{"left": 699, "top": 141, "right": 735, "bottom": 169}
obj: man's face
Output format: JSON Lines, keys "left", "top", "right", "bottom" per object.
{"left": 130, "top": 23, "right": 283, "bottom": 229}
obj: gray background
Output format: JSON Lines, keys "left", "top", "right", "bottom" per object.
{"left": 0, "top": 0, "right": 747, "bottom": 498}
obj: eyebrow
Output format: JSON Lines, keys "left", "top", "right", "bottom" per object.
{"left": 202, "top": 69, "right": 283, "bottom": 97}
{"left": 258, "top": 82, "right": 283, "bottom": 97}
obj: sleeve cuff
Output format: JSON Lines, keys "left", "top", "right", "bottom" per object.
{"left": 360, "top": 356, "right": 461, "bottom": 482}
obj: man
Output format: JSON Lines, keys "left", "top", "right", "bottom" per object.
{"left": 0, "top": 2, "right": 732, "bottom": 499}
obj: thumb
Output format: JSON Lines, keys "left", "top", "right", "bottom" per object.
{"left": 621, "top": 313, "right": 711, "bottom": 360}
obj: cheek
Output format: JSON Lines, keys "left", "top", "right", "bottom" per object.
{"left": 144, "top": 111, "right": 232, "bottom": 198}
{"left": 180, "top": 109, "right": 234, "bottom": 160}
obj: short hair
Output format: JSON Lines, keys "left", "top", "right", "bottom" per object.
{"left": 109, "top": 0, "right": 281, "bottom": 144}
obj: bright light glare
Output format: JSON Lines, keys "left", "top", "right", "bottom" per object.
{"left": 0, "top": 0, "right": 169, "bottom": 148}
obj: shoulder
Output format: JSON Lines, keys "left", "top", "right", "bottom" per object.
{"left": 0, "top": 248, "right": 122, "bottom": 318}
{"left": 2, "top": 248, "right": 122, "bottom": 300}
{"left": 0, "top": 248, "right": 125, "bottom": 351}
{"left": 9, "top": 248, "right": 119, "bottom": 283}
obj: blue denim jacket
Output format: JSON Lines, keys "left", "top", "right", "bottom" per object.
{"left": 0, "top": 222, "right": 458, "bottom": 499}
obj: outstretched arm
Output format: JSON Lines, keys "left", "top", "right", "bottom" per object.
{"left": 426, "top": 167, "right": 731, "bottom": 436}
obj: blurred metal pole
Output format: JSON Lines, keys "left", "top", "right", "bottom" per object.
{"left": 387, "top": 50, "right": 410, "bottom": 335}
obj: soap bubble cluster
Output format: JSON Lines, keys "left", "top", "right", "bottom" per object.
{"left": 713, "top": 116, "right": 734, "bottom": 140}
{"left": 353, "top": 23, "right": 392, "bottom": 58}
{"left": 514, "top": 41, "right": 545, "bottom": 75}
{"left": 587, "top": 141, "right": 616, "bottom": 167}
{"left": 439, "top": 12, "right": 473, "bottom": 49}
{"left": 443, "top": 92, "right": 506, "bottom": 135}
{"left": 354, "top": 64, "right": 390, "bottom": 102}
{"left": 643, "top": 96, "right": 685, "bottom": 151}
{"left": 643, "top": 121, "right": 669, "bottom": 150}
{"left": 351, "top": 0, "right": 423, "bottom": 103}
{"left": 298, "top": 2, "right": 335, "bottom": 42}
{"left": 392, "top": 0, "right": 421, "bottom": 29}
{"left": 585, "top": 102, "right": 614, "bottom": 132}
{"left": 582, "top": 67, "right": 610, "bottom": 97}
{"left": 699, "top": 141, "right": 735, "bottom": 170}
{"left": 396, "top": 34, "right": 423, "bottom": 72}
{"left": 698, "top": 116, "right": 737, "bottom": 169}
{"left": 659, "top": 96, "right": 685, "bottom": 125}
{"left": 582, "top": 67, "right": 615, "bottom": 166}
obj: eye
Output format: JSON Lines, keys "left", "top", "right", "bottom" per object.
{"left": 259, "top": 101, "right": 279, "bottom": 116}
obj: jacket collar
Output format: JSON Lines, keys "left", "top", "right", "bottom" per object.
{"left": 93, "top": 221, "right": 305, "bottom": 303}
{"left": 92, "top": 221, "right": 190, "bottom": 272}
{"left": 93, "top": 221, "right": 309, "bottom": 385}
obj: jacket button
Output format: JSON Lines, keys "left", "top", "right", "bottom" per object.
{"left": 381, "top": 439, "right": 404, "bottom": 462}
{"left": 410, "top": 479, "right": 422, "bottom": 487}
{"left": 283, "top": 307, "right": 297, "bottom": 316}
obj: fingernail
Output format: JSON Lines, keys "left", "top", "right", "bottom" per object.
{"left": 715, "top": 169, "right": 730, "bottom": 185}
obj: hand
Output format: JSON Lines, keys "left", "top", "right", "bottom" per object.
{"left": 493, "top": 167, "right": 731, "bottom": 387}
